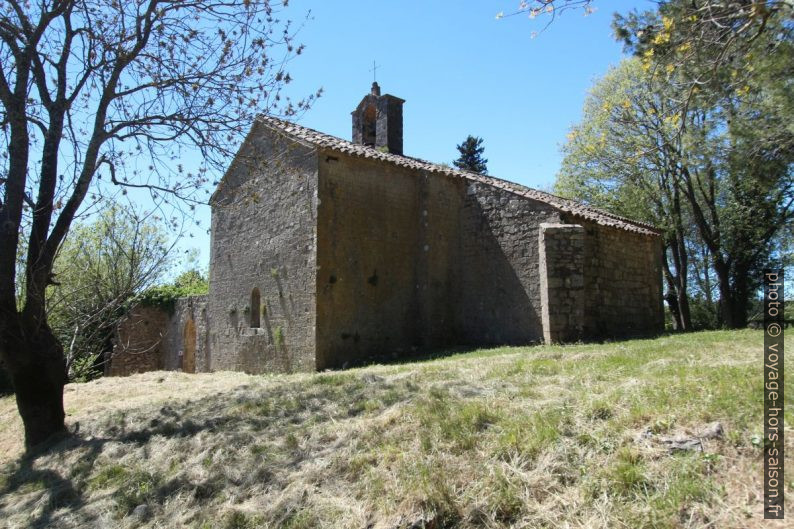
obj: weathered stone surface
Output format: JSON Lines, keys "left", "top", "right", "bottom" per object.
{"left": 698, "top": 421, "right": 725, "bottom": 440}
{"left": 568, "top": 218, "right": 665, "bottom": 339}
{"left": 110, "top": 295, "right": 207, "bottom": 376}
{"left": 162, "top": 296, "right": 208, "bottom": 372}
{"left": 634, "top": 422, "right": 725, "bottom": 453}
{"left": 458, "top": 184, "right": 561, "bottom": 346}
{"left": 661, "top": 436, "right": 704, "bottom": 452}
{"left": 208, "top": 119, "right": 318, "bottom": 374}
{"left": 351, "top": 82, "right": 404, "bottom": 155}
{"left": 109, "top": 304, "right": 168, "bottom": 376}
{"left": 539, "top": 223, "right": 585, "bottom": 343}
{"left": 132, "top": 504, "right": 150, "bottom": 519}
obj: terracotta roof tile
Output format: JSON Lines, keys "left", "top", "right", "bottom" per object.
{"left": 257, "top": 115, "right": 661, "bottom": 236}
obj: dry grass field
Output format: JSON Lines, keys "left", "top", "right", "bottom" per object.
{"left": 0, "top": 330, "right": 792, "bottom": 528}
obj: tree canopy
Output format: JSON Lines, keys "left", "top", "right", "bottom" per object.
{"left": 556, "top": 5, "right": 793, "bottom": 329}
{"left": 47, "top": 205, "right": 173, "bottom": 381}
{"left": 453, "top": 135, "right": 489, "bottom": 175}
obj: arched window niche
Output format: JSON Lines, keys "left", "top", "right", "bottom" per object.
{"left": 250, "top": 288, "right": 261, "bottom": 328}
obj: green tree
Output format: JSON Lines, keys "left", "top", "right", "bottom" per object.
{"left": 135, "top": 267, "right": 209, "bottom": 315}
{"left": 616, "top": 3, "right": 794, "bottom": 327}
{"left": 173, "top": 269, "right": 209, "bottom": 293}
{"left": 501, "top": 1, "right": 788, "bottom": 60}
{"left": 453, "top": 135, "right": 488, "bottom": 174}
{"left": 47, "top": 206, "right": 173, "bottom": 382}
{"left": 504, "top": 1, "right": 791, "bottom": 126}
{"left": 0, "top": 0, "right": 316, "bottom": 449}
{"left": 558, "top": 11, "right": 794, "bottom": 329}
{"left": 556, "top": 59, "right": 696, "bottom": 330}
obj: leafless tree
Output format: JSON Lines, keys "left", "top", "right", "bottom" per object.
{"left": 0, "top": 0, "right": 318, "bottom": 449}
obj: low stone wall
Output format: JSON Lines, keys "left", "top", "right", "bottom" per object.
{"left": 109, "top": 305, "right": 169, "bottom": 376}
{"left": 109, "top": 295, "right": 208, "bottom": 376}
{"left": 580, "top": 221, "right": 664, "bottom": 339}
{"left": 545, "top": 216, "right": 664, "bottom": 341}
{"left": 161, "top": 296, "right": 209, "bottom": 373}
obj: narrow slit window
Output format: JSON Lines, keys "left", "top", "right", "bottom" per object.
{"left": 250, "top": 288, "right": 261, "bottom": 328}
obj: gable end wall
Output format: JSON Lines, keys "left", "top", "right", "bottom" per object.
{"left": 208, "top": 124, "right": 319, "bottom": 373}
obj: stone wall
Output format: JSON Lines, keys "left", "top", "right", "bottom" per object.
{"left": 109, "top": 295, "right": 208, "bottom": 376}
{"left": 109, "top": 304, "right": 169, "bottom": 376}
{"left": 160, "top": 296, "right": 209, "bottom": 372}
{"left": 208, "top": 121, "right": 319, "bottom": 373}
{"left": 315, "top": 153, "right": 465, "bottom": 368}
{"left": 538, "top": 223, "right": 585, "bottom": 343}
{"left": 458, "top": 183, "right": 562, "bottom": 346}
{"left": 569, "top": 217, "right": 664, "bottom": 339}
{"left": 315, "top": 152, "right": 575, "bottom": 367}
{"left": 313, "top": 149, "right": 662, "bottom": 366}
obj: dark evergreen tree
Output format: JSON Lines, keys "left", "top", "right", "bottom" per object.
{"left": 453, "top": 136, "right": 488, "bottom": 174}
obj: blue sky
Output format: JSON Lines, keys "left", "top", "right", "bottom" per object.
{"left": 178, "top": 0, "right": 653, "bottom": 271}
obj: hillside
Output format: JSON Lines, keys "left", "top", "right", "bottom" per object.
{"left": 0, "top": 330, "right": 792, "bottom": 528}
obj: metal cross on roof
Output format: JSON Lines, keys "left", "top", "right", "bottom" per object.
{"left": 370, "top": 60, "right": 380, "bottom": 82}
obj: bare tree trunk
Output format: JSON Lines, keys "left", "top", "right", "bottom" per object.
{"left": 669, "top": 187, "right": 692, "bottom": 330}
{"left": 671, "top": 242, "right": 692, "bottom": 330}
{"left": 1, "top": 312, "right": 68, "bottom": 450}
{"left": 662, "top": 230, "right": 692, "bottom": 331}
{"left": 662, "top": 252, "right": 685, "bottom": 330}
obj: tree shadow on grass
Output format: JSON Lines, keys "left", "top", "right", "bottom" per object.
{"left": 0, "top": 369, "right": 422, "bottom": 528}
{"left": 0, "top": 435, "right": 101, "bottom": 529}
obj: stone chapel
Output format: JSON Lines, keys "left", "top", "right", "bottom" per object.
{"left": 110, "top": 83, "right": 663, "bottom": 375}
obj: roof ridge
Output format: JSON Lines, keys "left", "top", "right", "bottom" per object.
{"left": 255, "top": 115, "right": 660, "bottom": 236}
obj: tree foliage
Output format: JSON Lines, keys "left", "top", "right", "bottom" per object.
{"left": 502, "top": 1, "right": 791, "bottom": 119}
{"left": 557, "top": 58, "right": 698, "bottom": 330}
{"left": 136, "top": 267, "right": 208, "bottom": 315}
{"left": 453, "top": 135, "right": 489, "bottom": 174}
{"left": 557, "top": 6, "right": 794, "bottom": 329}
{"left": 47, "top": 205, "right": 173, "bottom": 382}
{"left": 500, "top": 1, "right": 788, "bottom": 48}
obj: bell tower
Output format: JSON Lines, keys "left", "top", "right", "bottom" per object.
{"left": 351, "top": 82, "right": 405, "bottom": 155}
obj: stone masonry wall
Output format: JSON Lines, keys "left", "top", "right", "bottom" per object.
{"left": 208, "top": 122, "right": 318, "bottom": 373}
{"left": 109, "top": 304, "right": 168, "bottom": 376}
{"left": 458, "top": 183, "right": 562, "bottom": 345}
{"left": 315, "top": 153, "right": 571, "bottom": 367}
{"left": 160, "top": 296, "right": 209, "bottom": 372}
{"left": 110, "top": 296, "right": 208, "bottom": 376}
{"left": 315, "top": 153, "right": 464, "bottom": 368}
{"left": 570, "top": 217, "right": 664, "bottom": 339}
{"left": 538, "top": 223, "right": 585, "bottom": 343}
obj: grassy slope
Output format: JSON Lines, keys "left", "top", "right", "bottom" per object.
{"left": 0, "top": 330, "right": 792, "bottom": 529}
